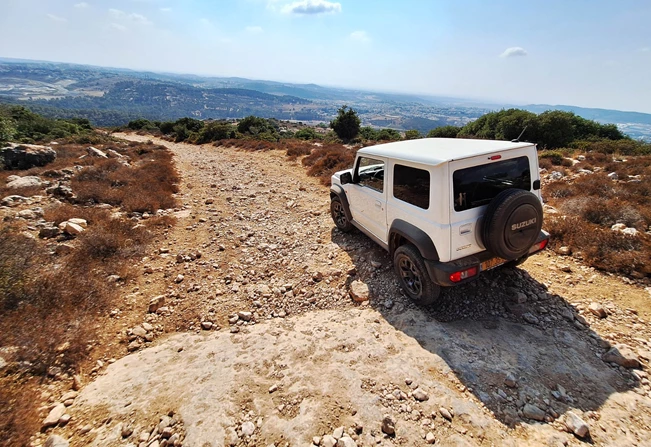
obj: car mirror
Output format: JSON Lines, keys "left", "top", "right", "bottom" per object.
{"left": 340, "top": 172, "right": 352, "bottom": 185}
{"left": 533, "top": 179, "right": 540, "bottom": 190}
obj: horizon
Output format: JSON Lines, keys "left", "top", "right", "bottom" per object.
{"left": 2, "top": 0, "right": 651, "bottom": 113}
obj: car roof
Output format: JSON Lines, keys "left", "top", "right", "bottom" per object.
{"left": 357, "top": 138, "right": 535, "bottom": 166}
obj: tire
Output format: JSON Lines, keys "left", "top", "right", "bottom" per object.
{"left": 393, "top": 244, "right": 441, "bottom": 306}
{"left": 330, "top": 197, "right": 353, "bottom": 232}
{"left": 480, "top": 189, "right": 543, "bottom": 261}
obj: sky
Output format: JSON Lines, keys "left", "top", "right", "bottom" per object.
{"left": 1, "top": 0, "right": 651, "bottom": 113}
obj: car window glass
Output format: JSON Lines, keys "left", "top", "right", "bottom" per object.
{"left": 357, "top": 157, "right": 384, "bottom": 192}
{"left": 393, "top": 164, "right": 430, "bottom": 209}
{"left": 453, "top": 156, "right": 531, "bottom": 211}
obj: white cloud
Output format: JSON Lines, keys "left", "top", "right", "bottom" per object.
{"left": 245, "top": 26, "right": 264, "bottom": 34}
{"left": 350, "top": 30, "right": 370, "bottom": 43}
{"left": 281, "top": 0, "right": 341, "bottom": 15}
{"left": 500, "top": 47, "right": 528, "bottom": 58}
{"left": 109, "top": 9, "right": 152, "bottom": 26}
{"left": 74, "top": 2, "right": 89, "bottom": 8}
{"left": 160, "top": 7, "right": 172, "bottom": 12}
{"left": 110, "top": 23, "right": 127, "bottom": 31}
{"left": 47, "top": 13, "right": 67, "bottom": 22}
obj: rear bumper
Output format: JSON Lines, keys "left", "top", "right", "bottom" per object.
{"left": 425, "top": 230, "right": 549, "bottom": 287}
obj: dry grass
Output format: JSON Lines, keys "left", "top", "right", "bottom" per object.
{"left": 0, "top": 378, "right": 40, "bottom": 447}
{"left": 544, "top": 154, "right": 651, "bottom": 277}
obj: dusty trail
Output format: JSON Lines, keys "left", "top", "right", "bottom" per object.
{"left": 51, "top": 134, "right": 651, "bottom": 447}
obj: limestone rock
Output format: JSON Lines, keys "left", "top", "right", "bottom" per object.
{"left": 42, "top": 403, "right": 66, "bottom": 429}
{"left": 522, "top": 403, "right": 546, "bottom": 421}
{"left": 602, "top": 345, "right": 640, "bottom": 368}
{"left": 588, "top": 303, "right": 607, "bottom": 318}
{"left": 6, "top": 175, "right": 45, "bottom": 189}
{"left": 148, "top": 295, "right": 166, "bottom": 313}
{"left": 241, "top": 421, "right": 255, "bottom": 436}
{"left": 1, "top": 143, "right": 56, "bottom": 170}
{"left": 349, "top": 280, "right": 370, "bottom": 302}
{"left": 564, "top": 411, "right": 589, "bottom": 438}
{"left": 322, "top": 435, "right": 337, "bottom": 447}
{"left": 412, "top": 388, "right": 429, "bottom": 401}
{"left": 86, "top": 146, "right": 108, "bottom": 158}
{"left": 60, "top": 221, "right": 84, "bottom": 236}
{"left": 44, "top": 435, "right": 69, "bottom": 447}
{"left": 336, "top": 437, "right": 357, "bottom": 447}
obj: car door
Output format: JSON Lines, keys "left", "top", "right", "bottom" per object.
{"left": 347, "top": 156, "right": 388, "bottom": 242}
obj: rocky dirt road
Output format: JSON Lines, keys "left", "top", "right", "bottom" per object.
{"left": 45, "top": 135, "right": 651, "bottom": 447}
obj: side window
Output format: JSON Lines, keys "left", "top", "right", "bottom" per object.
{"left": 393, "top": 164, "right": 430, "bottom": 209}
{"left": 453, "top": 156, "right": 531, "bottom": 211}
{"left": 356, "top": 157, "right": 384, "bottom": 192}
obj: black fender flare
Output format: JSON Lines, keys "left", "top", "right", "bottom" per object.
{"left": 330, "top": 184, "right": 353, "bottom": 222}
{"left": 389, "top": 220, "right": 439, "bottom": 261}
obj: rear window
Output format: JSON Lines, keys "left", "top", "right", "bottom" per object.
{"left": 453, "top": 156, "right": 531, "bottom": 211}
{"left": 393, "top": 164, "right": 430, "bottom": 209}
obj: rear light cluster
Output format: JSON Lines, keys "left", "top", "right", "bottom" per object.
{"left": 529, "top": 238, "right": 549, "bottom": 253}
{"left": 449, "top": 266, "right": 478, "bottom": 283}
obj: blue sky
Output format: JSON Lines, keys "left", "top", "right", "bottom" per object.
{"left": 1, "top": 0, "right": 651, "bottom": 112}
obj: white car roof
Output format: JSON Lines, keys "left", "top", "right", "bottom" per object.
{"left": 357, "top": 138, "right": 535, "bottom": 166}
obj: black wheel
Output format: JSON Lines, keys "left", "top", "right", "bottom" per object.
{"left": 480, "top": 189, "right": 543, "bottom": 260}
{"left": 393, "top": 244, "right": 440, "bottom": 306}
{"left": 330, "top": 197, "right": 353, "bottom": 232}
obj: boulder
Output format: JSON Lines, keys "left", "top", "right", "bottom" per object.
{"left": 42, "top": 403, "right": 66, "bottom": 429}
{"left": 86, "top": 146, "right": 108, "bottom": 158}
{"left": 39, "top": 226, "right": 61, "bottom": 239}
{"left": 1, "top": 143, "right": 56, "bottom": 170}
{"left": 148, "top": 295, "right": 166, "bottom": 313}
{"left": 6, "top": 175, "right": 45, "bottom": 189}
{"left": 46, "top": 183, "right": 74, "bottom": 199}
{"left": 564, "top": 411, "right": 590, "bottom": 438}
{"left": 603, "top": 344, "right": 640, "bottom": 368}
{"left": 60, "top": 221, "right": 85, "bottom": 236}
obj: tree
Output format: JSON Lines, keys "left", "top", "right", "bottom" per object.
{"left": 0, "top": 117, "right": 16, "bottom": 143}
{"left": 330, "top": 106, "right": 361, "bottom": 141}
{"left": 294, "top": 127, "right": 320, "bottom": 140}
{"left": 404, "top": 129, "right": 421, "bottom": 140}
{"left": 427, "top": 125, "right": 461, "bottom": 138}
{"left": 377, "top": 128, "right": 401, "bottom": 141}
{"left": 359, "top": 126, "right": 379, "bottom": 141}
{"left": 196, "top": 121, "right": 235, "bottom": 143}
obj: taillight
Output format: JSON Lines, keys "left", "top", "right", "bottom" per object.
{"left": 529, "top": 238, "right": 548, "bottom": 253}
{"left": 450, "top": 266, "right": 478, "bottom": 283}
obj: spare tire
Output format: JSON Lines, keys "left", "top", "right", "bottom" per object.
{"left": 480, "top": 189, "right": 543, "bottom": 260}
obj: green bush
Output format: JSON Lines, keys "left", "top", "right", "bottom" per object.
{"left": 427, "top": 125, "right": 462, "bottom": 138}
{"left": 294, "top": 128, "right": 321, "bottom": 140}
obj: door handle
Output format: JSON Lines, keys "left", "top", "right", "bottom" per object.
{"left": 375, "top": 201, "right": 382, "bottom": 209}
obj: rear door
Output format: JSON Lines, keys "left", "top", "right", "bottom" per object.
{"left": 449, "top": 152, "right": 534, "bottom": 258}
{"left": 347, "top": 156, "right": 388, "bottom": 242}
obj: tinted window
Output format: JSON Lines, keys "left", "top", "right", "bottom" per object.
{"left": 393, "top": 164, "right": 430, "bottom": 209}
{"left": 453, "top": 156, "right": 531, "bottom": 211}
{"left": 357, "top": 157, "right": 384, "bottom": 192}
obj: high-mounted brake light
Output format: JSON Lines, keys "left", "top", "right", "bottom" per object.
{"left": 489, "top": 155, "right": 502, "bottom": 160}
{"left": 449, "top": 266, "right": 478, "bottom": 283}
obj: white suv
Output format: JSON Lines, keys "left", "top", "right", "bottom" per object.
{"left": 330, "top": 138, "right": 549, "bottom": 305}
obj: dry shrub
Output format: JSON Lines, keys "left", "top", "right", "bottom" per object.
{"left": 547, "top": 216, "right": 651, "bottom": 275}
{"left": 71, "top": 144, "right": 178, "bottom": 213}
{"left": 0, "top": 377, "right": 40, "bottom": 447}
{"left": 302, "top": 144, "right": 357, "bottom": 185}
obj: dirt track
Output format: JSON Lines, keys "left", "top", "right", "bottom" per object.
{"left": 53, "top": 135, "right": 651, "bottom": 446}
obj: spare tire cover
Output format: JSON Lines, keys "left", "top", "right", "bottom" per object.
{"left": 480, "top": 189, "right": 543, "bottom": 260}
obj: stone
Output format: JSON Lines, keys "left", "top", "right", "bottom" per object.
{"left": 68, "top": 218, "right": 88, "bottom": 228}
{"left": 602, "top": 345, "right": 640, "bottom": 368}
{"left": 238, "top": 311, "right": 252, "bottom": 322}
{"left": 558, "top": 246, "right": 572, "bottom": 256}
{"left": 58, "top": 413, "right": 71, "bottom": 425}
{"left": 322, "top": 435, "right": 337, "bottom": 447}
{"left": 61, "top": 391, "right": 78, "bottom": 402}
{"left": 611, "top": 223, "right": 627, "bottom": 232}
{"left": 148, "top": 295, "right": 166, "bottom": 313}
{"left": 42, "top": 403, "right": 66, "bottom": 429}
{"left": 1, "top": 143, "right": 56, "bottom": 170}
{"left": 550, "top": 171, "right": 563, "bottom": 181}
{"left": 607, "top": 172, "right": 618, "bottom": 180}
{"left": 6, "top": 175, "right": 45, "bottom": 189}
{"left": 132, "top": 326, "right": 147, "bottom": 338}
{"left": 622, "top": 227, "right": 638, "bottom": 236}
{"left": 522, "top": 312, "right": 539, "bottom": 325}
{"left": 61, "top": 221, "right": 84, "bottom": 236}
{"left": 504, "top": 373, "right": 517, "bottom": 388}
{"left": 17, "top": 209, "right": 37, "bottom": 219}
{"left": 439, "top": 407, "right": 453, "bottom": 421}
{"left": 39, "top": 226, "right": 61, "bottom": 239}
{"left": 588, "top": 303, "right": 607, "bottom": 318}
{"left": 564, "top": 411, "right": 589, "bottom": 438}
{"left": 201, "top": 321, "right": 213, "bottom": 330}
{"left": 174, "top": 274, "right": 184, "bottom": 283}
{"left": 312, "top": 436, "right": 321, "bottom": 445}
{"left": 381, "top": 414, "right": 396, "bottom": 435}
{"left": 523, "top": 403, "right": 546, "bottom": 421}
{"left": 46, "top": 183, "right": 74, "bottom": 199}
{"left": 44, "top": 435, "right": 69, "bottom": 447}
{"left": 412, "top": 388, "right": 429, "bottom": 401}
{"left": 349, "top": 280, "right": 370, "bottom": 302}
{"left": 241, "top": 421, "right": 256, "bottom": 436}
{"left": 425, "top": 432, "right": 436, "bottom": 444}
{"left": 268, "top": 384, "right": 278, "bottom": 393}
{"left": 86, "top": 146, "right": 108, "bottom": 158}
{"left": 333, "top": 426, "right": 345, "bottom": 439}
{"left": 72, "top": 374, "right": 83, "bottom": 391}
{"left": 336, "top": 437, "right": 357, "bottom": 447}
{"left": 142, "top": 322, "right": 154, "bottom": 332}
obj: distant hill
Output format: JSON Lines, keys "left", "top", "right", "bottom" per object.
{"left": 523, "top": 104, "right": 651, "bottom": 126}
